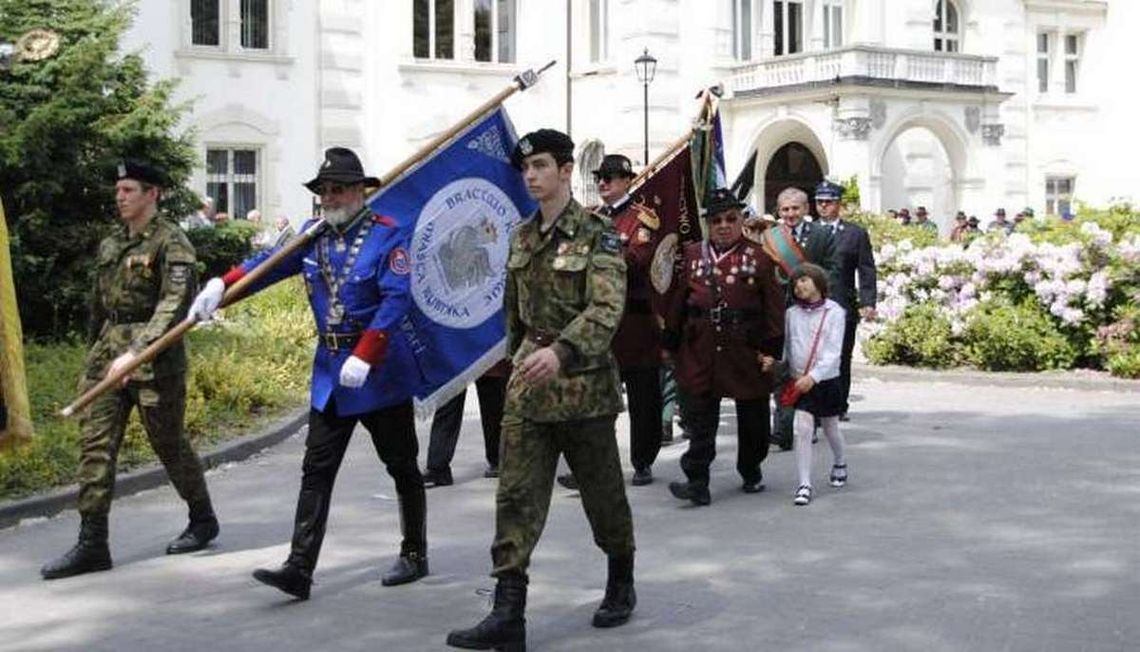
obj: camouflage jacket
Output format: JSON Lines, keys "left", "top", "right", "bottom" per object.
{"left": 84, "top": 216, "right": 197, "bottom": 381}
{"left": 503, "top": 198, "right": 627, "bottom": 422}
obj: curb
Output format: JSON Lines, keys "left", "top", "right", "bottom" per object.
{"left": 854, "top": 362, "right": 1140, "bottom": 393}
{"left": 0, "top": 407, "right": 308, "bottom": 530}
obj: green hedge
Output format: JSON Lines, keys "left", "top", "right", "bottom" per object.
{"left": 0, "top": 278, "right": 312, "bottom": 501}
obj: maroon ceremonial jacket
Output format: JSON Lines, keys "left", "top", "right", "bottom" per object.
{"left": 663, "top": 238, "right": 784, "bottom": 399}
{"left": 606, "top": 196, "right": 662, "bottom": 369}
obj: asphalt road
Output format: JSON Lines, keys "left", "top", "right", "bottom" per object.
{"left": 1, "top": 373, "right": 1138, "bottom": 652}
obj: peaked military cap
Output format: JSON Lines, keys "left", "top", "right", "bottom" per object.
{"left": 511, "top": 129, "right": 574, "bottom": 170}
{"left": 994, "top": 207, "right": 1006, "bottom": 216}
{"left": 592, "top": 154, "right": 635, "bottom": 179}
{"left": 813, "top": 180, "right": 843, "bottom": 201}
{"left": 703, "top": 187, "right": 746, "bottom": 218}
{"left": 304, "top": 147, "right": 381, "bottom": 194}
{"left": 116, "top": 160, "right": 166, "bottom": 187}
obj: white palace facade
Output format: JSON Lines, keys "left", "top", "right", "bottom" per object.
{"left": 123, "top": 0, "right": 1137, "bottom": 233}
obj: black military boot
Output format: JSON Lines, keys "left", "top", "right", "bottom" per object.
{"left": 592, "top": 553, "right": 637, "bottom": 628}
{"left": 41, "top": 513, "right": 113, "bottom": 580}
{"left": 253, "top": 488, "right": 325, "bottom": 599}
{"left": 668, "top": 480, "right": 711, "bottom": 506}
{"left": 381, "top": 489, "right": 429, "bottom": 586}
{"left": 446, "top": 574, "right": 527, "bottom": 651}
{"left": 166, "top": 499, "right": 220, "bottom": 554}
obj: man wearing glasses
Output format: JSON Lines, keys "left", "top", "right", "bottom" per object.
{"left": 663, "top": 188, "right": 785, "bottom": 506}
{"left": 188, "top": 147, "right": 429, "bottom": 599}
{"left": 812, "top": 180, "right": 877, "bottom": 421}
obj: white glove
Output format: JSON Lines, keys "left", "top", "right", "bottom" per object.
{"left": 189, "top": 278, "right": 225, "bottom": 322}
{"left": 339, "top": 355, "right": 371, "bottom": 388}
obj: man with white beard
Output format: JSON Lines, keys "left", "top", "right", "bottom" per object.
{"left": 188, "top": 147, "right": 429, "bottom": 600}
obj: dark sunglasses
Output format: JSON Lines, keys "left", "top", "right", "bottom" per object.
{"left": 593, "top": 174, "right": 617, "bottom": 183}
{"left": 710, "top": 215, "right": 739, "bottom": 225}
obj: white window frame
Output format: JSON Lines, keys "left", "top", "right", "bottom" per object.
{"left": 589, "top": 0, "right": 610, "bottom": 63}
{"left": 933, "top": 0, "right": 961, "bottom": 53}
{"left": 414, "top": 0, "right": 456, "bottom": 60}
{"left": 733, "top": 0, "right": 755, "bottom": 61}
{"left": 1064, "top": 33, "right": 1080, "bottom": 94}
{"left": 205, "top": 147, "right": 261, "bottom": 222}
{"left": 1045, "top": 176, "right": 1075, "bottom": 216}
{"left": 1036, "top": 31, "right": 1050, "bottom": 93}
{"left": 773, "top": 0, "right": 804, "bottom": 57}
{"left": 186, "top": 0, "right": 274, "bottom": 53}
{"left": 823, "top": 0, "right": 844, "bottom": 50}
{"left": 474, "top": 0, "right": 517, "bottom": 63}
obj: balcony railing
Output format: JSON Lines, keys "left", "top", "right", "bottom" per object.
{"left": 730, "top": 45, "right": 999, "bottom": 95}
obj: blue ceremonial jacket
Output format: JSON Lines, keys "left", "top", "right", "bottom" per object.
{"left": 226, "top": 214, "right": 423, "bottom": 416}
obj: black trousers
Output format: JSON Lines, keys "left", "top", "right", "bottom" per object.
{"left": 678, "top": 392, "right": 769, "bottom": 486}
{"left": 840, "top": 317, "right": 858, "bottom": 415}
{"left": 426, "top": 375, "right": 506, "bottom": 472}
{"left": 621, "top": 365, "right": 663, "bottom": 471}
{"left": 287, "top": 399, "right": 424, "bottom": 571}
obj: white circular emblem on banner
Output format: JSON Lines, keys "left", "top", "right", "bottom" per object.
{"left": 411, "top": 178, "right": 523, "bottom": 329}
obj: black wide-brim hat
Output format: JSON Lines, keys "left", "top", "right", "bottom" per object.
{"left": 703, "top": 187, "right": 746, "bottom": 218}
{"left": 592, "top": 154, "right": 635, "bottom": 179}
{"left": 303, "top": 147, "right": 381, "bottom": 194}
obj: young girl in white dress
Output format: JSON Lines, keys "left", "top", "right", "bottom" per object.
{"left": 782, "top": 263, "right": 847, "bottom": 506}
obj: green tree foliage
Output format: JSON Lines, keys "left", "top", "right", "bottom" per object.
{"left": 0, "top": 0, "right": 197, "bottom": 339}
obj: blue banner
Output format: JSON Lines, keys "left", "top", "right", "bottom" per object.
{"left": 368, "top": 107, "right": 535, "bottom": 409}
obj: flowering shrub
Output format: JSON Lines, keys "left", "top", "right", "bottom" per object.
{"left": 863, "top": 205, "right": 1140, "bottom": 376}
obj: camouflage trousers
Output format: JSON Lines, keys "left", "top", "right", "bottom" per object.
{"left": 491, "top": 414, "right": 635, "bottom": 578}
{"left": 76, "top": 373, "right": 211, "bottom": 516}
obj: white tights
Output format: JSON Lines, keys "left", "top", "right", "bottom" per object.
{"left": 794, "top": 411, "right": 845, "bottom": 488}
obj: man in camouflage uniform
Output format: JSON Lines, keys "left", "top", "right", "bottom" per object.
{"left": 42, "top": 161, "right": 219, "bottom": 580}
{"left": 447, "top": 129, "right": 636, "bottom": 651}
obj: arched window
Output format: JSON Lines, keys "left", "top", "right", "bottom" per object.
{"left": 933, "top": 0, "right": 960, "bottom": 53}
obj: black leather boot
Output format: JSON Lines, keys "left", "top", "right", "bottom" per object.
{"left": 166, "top": 499, "right": 220, "bottom": 554}
{"left": 592, "top": 553, "right": 636, "bottom": 628}
{"left": 446, "top": 574, "right": 527, "bottom": 651}
{"left": 382, "top": 489, "right": 429, "bottom": 586}
{"left": 253, "top": 488, "right": 326, "bottom": 599}
{"left": 252, "top": 562, "right": 312, "bottom": 600}
{"left": 41, "top": 513, "right": 113, "bottom": 580}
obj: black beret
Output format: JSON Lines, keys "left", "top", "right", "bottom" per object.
{"left": 592, "top": 154, "right": 634, "bottom": 179}
{"left": 116, "top": 160, "right": 166, "bottom": 187}
{"left": 511, "top": 129, "right": 575, "bottom": 170}
{"left": 703, "top": 187, "right": 746, "bottom": 218}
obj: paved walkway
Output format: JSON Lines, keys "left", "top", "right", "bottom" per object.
{"left": 1, "top": 374, "right": 1138, "bottom": 651}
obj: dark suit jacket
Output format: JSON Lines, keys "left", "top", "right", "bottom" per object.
{"left": 789, "top": 221, "right": 840, "bottom": 302}
{"left": 820, "top": 219, "right": 877, "bottom": 321}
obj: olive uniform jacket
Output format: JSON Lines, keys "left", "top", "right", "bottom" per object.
{"left": 85, "top": 216, "right": 196, "bottom": 381}
{"left": 503, "top": 199, "right": 627, "bottom": 423}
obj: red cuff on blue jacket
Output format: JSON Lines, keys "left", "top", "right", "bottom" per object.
{"left": 222, "top": 266, "right": 247, "bottom": 287}
{"left": 352, "top": 330, "right": 389, "bottom": 366}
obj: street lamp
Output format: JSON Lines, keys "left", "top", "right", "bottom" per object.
{"left": 634, "top": 48, "right": 657, "bottom": 166}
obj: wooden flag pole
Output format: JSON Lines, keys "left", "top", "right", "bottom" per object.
{"left": 60, "top": 60, "right": 557, "bottom": 418}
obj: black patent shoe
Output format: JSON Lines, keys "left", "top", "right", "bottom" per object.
{"left": 423, "top": 469, "right": 454, "bottom": 488}
{"left": 631, "top": 467, "right": 653, "bottom": 486}
{"left": 166, "top": 516, "right": 219, "bottom": 554}
{"left": 483, "top": 464, "right": 499, "bottom": 479}
{"left": 556, "top": 473, "right": 578, "bottom": 490}
{"left": 668, "top": 481, "right": 710, "bottom": 506}
{"left": 742, "top": 472, "right": 766, "bottom": 494}
{"left": 252, "top": 563, "right": 312, "bottom": 600}
{"left": 381, "top": 551, "right": 428, "bottom": 586}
